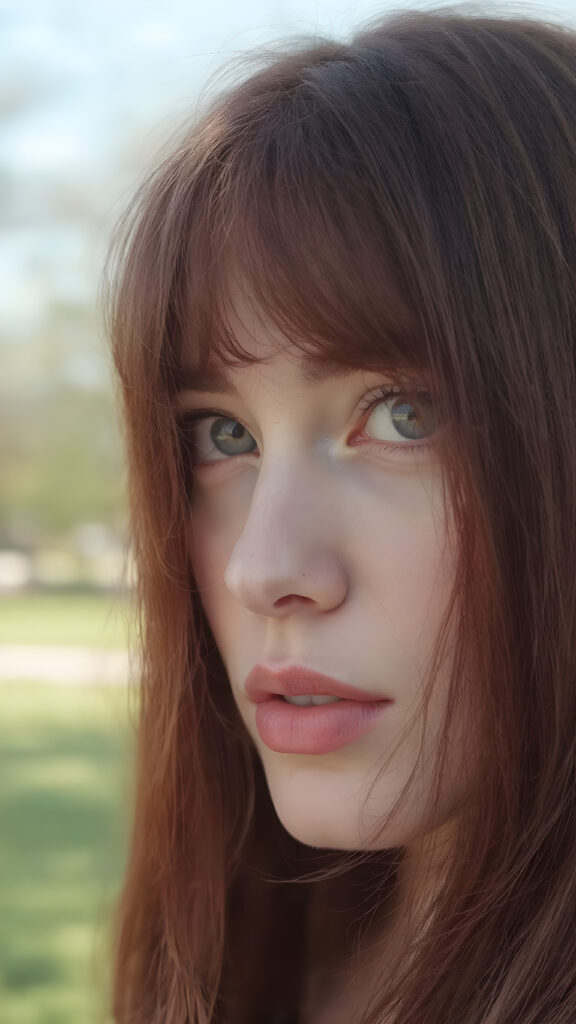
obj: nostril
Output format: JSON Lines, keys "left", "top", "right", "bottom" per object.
{"left": 274, "top": 594, "right": 314, "bottom": 608}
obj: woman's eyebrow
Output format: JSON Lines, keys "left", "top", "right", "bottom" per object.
{"left": 176, "top": 358, "right": 358, "bottom": 395}
{"left": 177, "top": 366, "right": 238, "bottom": 395}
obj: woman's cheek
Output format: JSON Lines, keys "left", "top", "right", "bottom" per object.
{"left": 189, "top": 467, "right": 254, "bottom": 560}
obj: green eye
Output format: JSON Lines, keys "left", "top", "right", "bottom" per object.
{"left": 365, "top": 393, "right": 437, "bottom": 442}
{"left": 185, "top": 415, "right": 258, "bottom": 462}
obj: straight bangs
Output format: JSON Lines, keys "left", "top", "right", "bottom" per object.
{"left": 173, "top": 76, "right": 431, "bottom": 389}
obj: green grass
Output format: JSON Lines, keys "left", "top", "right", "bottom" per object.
{"left": 1, "top": 681, "right": 135, "bottom": 1024}
{"left": 0, "top": 593, "right": 130, "bottom": 648}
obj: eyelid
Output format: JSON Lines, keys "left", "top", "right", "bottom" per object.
{"left": 177, "top": 378, "right": 430, "bottom": 425}
{"left": 178, "top": 379, "right": 437, "bottom": 463}
{"left": 357, "top": 379, "right": 430, "bottom": 406}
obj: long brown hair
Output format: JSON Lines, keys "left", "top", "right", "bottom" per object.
{"left": 105, "top": 6, "right": 576, "bottom": 1022}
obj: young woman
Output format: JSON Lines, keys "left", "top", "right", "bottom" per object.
{"left": 106, "top": 6, "right": 576, "bottom": 1022}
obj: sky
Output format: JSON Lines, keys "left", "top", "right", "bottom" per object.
{"left": 1, "top": 0, "right": 575, "bottom": 342}
{"left": 1, "top": 0, "right": 394, "bottom": 182}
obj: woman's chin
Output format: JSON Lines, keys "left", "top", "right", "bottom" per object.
{"left": 263, "top": 776, "right": 399, "bottom": 851}
{"left": 275, "top": 809, "right": 365, "bottom": 850}
{"left": 262, "top": 761, "right": 459, "bottom": 852}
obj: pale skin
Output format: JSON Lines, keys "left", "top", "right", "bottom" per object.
{"left": 181, "top": 293, "right": 472, "bottom": 1019}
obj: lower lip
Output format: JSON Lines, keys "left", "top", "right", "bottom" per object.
{"left": 254, "top": 696, "right": 391, "bottom": 754}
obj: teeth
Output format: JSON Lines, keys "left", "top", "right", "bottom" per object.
{"left": 283, "top": 694, "right": 343, "bottom": 706}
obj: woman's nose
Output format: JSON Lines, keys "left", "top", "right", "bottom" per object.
{"left": 223, "top": 464, "right": 349, "bottom": 617}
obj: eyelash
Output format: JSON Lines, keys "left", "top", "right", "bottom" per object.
{"left": 179, "top": 381, "right": 436, "bottom": 464}
{"left": 354, "top": 383, "right": 435, "bottom": 457}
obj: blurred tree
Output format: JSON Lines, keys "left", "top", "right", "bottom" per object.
{"left": 0, "top": 301, "right": 124, "bottom": 549}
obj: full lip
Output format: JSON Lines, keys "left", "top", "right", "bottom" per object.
{"left": 245, "top": 663, "right": 391, "bottom": 704}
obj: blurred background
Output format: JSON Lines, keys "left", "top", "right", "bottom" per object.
{"left": 2, "top": 1, "right": 575, "bottom": 1021}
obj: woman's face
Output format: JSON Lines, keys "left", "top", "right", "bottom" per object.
{"left": 182, "top": 295, "right": 470, "bottom": 851}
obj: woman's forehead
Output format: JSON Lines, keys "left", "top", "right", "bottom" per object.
{"left": 180, "top": 282, "right": 361, "bottom": 385}
{"left": 179, "top": 281, "right": 423, "bottom": 393}
{"left": 177, "top": 344, "right": 366, "bottom": 396}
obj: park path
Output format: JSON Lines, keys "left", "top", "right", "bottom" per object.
{"left": 0, "top": 644, "right": 132, "bottom": 684}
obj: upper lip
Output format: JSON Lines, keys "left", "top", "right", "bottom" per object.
{"left": 245, "top": 664, "right": 390, "bottom": 704}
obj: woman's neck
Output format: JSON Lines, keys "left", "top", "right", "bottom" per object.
{"left": 302, "top": 827, "right": 455, "bottom": 1023}
{"left": 302, "top": 863, "right": 400, "bottom": 1024}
